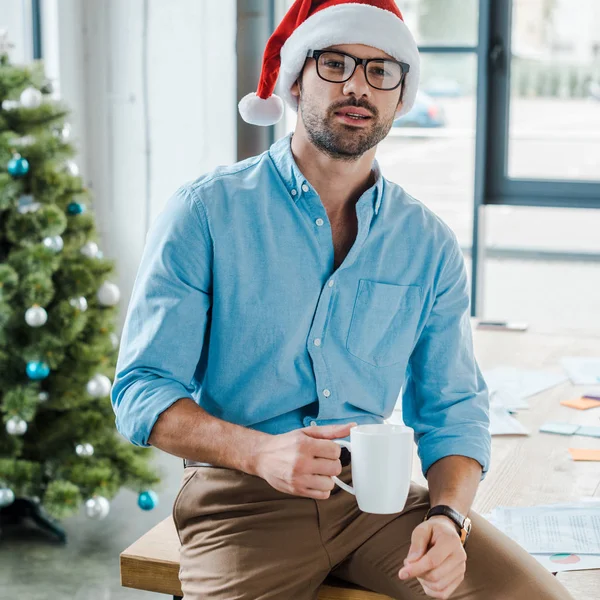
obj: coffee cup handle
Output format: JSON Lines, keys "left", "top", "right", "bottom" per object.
{"left": 331, "top": 439, "right": 355, "bottom": 496}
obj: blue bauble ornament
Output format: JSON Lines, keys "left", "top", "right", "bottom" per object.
{"left": 67, "top": 202, "right": 86, "bottom": 215}
{"left": 137, "top": 490, "right": 158, "bottom": 511}
{"left": 26, "top": 361, "right": 50, "bottom": 380}
{"left": 7, "top": 154, "right": 30, "bottom": 178}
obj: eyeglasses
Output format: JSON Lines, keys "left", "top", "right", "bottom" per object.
{"left": 306, "top": 49, "right": 409, "bottom": 91}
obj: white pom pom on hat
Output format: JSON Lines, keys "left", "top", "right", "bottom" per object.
{"left": 238, "top": 0, "right": 420, "bottom": 127}
{"left": 238, "top": 92, "right": 284, "bottom": 127}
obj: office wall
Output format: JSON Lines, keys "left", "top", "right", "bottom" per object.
{"left": 40, "top": 0, "right": 237, "bottom": 328}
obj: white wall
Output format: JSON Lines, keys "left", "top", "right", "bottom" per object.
{"left": 0, "top": 0, "right": 32, "bottom": 63}
{"left": 41, "top": 0, "right": 237, "bottom": 329}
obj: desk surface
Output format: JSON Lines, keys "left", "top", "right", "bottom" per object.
{"left": 121, "top": 328, "right": 600, "bottom": 599}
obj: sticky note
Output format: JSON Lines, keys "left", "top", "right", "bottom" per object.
{"left": 539, "top": 422, "right": 580, "bottom": 435}
{"left": 568, "top": 448, "right": 600, "bottom": 461}
{"left": 561, "top": 398, "right": 600, "bottom": 410}
{"left": 576, "top": 426, "right": 600, "bottom": 438}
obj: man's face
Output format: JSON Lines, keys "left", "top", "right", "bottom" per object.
{"left": 290, "top": 43, "right": 404, "bottom": 161}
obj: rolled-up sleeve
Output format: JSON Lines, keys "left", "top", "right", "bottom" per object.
{"left": 402, "top": 236, "right": 491, "bottom": 481}
{"left": 110, "top": 185, "right": 213, "bottom": 447}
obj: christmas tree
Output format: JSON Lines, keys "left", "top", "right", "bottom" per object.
{"left": 0, "top": 31, "right": 160, "bottom": 542}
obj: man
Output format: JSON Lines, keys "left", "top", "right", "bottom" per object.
{"left": 111, "top": 1, "right": 574, "bottom": 598}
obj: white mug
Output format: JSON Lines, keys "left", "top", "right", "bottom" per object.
{"left": 332, "top": 423, "right": 414, "bottom": 514}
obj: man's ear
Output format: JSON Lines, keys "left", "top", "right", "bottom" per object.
{"left": 291, "top": 80, "right": 300, "bottom": 99}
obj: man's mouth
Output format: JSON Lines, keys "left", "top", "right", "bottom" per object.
{"left": 334, "top": 109, "right": 373, "bottom": 124}
{"left": 335, "top": 109, "right": 372, "bottom": 120}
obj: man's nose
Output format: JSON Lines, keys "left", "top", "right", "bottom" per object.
{"left": 342, "top": 64, "right": 371, "bottom": 98}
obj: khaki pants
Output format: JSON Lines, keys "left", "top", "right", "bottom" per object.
{"left": 172, "top": 463, "right": 575, "bottom": 600}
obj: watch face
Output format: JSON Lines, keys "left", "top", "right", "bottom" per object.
{"left": 464, "top": 516, "right": 472, "bottom": 532}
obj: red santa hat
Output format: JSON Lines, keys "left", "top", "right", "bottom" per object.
{"left": 238, "top": 0, "right": 420, "bottom": 127}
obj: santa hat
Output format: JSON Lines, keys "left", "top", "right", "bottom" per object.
{"left": 238, "top": 0, "right": 420, "bottom": 127}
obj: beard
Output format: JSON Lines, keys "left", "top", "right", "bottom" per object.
{"left": 299, "top": 92, "right": 396, "bottom": 162}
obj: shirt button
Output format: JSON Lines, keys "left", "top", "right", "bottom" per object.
{"left": 310, "top": 420, "right": 317, "bottom": 427}
{"left": 315, "top": 218, "right": 324, "bottom": 227}
{"left": 291, "top": 189, "right": 297, "bottom": 196}
{"left": 313, "top": 338, "right": 321, "bottom": 347}
{"left": 328, "top": 280, "right": 334, "bottom": 287}
{"left": 302, "top": 184, "right": 309, "bottom": 193}
{"left": 323, "top": 389, "right": 331, "bottom": 398}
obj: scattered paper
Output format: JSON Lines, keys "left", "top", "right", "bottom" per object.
{"left": 531, "top": 552, "right": 600, "bottom": 573}
{"left": 539, "top": 422, "right": 580, "bottom": 435}
{"left": 483, "top": 367, "right": 567, "bottom": 411}
{"left": 485, "top": 499, "right": 600, "bottom": 572}
{"left": 561, "top": 357, "right": 600, "bottom": 385}
{"left": 560, "top": 397, "right": 600, "bottom": 410}
{"left": 487, "top": 505, "right": 600, "bottom": 554}
{"left": 489, "top": 396, "right": 529, "bottom": 436}
{"left": 568, "top": 448, "right": 600, "bottom": 461}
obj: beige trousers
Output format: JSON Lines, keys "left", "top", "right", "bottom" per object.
{"left": 172, "top": 462, "right": 575, "bottom": 600}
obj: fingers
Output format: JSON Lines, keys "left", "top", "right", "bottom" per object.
{"left": 400, "top": 543, "right": 453, "bottom": 579}
{"left": 303, "top": 423, "right": 357, "bottom": 441}
{"left": 310, "top": 456, "right": 343, "bottom": 477}
{"left": 301, "top": 474, "right": 337, "bottom": 499}
{"left": 416, "top": 556, "right": 466, "bottom": 594}
{"left": 420, "top": 570, "right": 465, "bottom": 599}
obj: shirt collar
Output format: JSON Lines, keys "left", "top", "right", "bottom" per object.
{"left": 269, "top": 132, "right": 384, "bottom": 216}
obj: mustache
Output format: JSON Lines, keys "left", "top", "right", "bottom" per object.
{"left": 331, "top": 99, "right": 377, "bottom": 117}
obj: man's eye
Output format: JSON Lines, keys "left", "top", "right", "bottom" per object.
{"left": 324, "top": 61, "right": 345, "bottom": 69}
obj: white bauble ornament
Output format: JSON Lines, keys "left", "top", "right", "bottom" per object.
{"left": 38, "top": 391, "right": 50, "bottom": 403}
{"left": 80, "top": 241, "right": 99, "bottom": 259}
{"left": 109, "top": 332, "right": 120, "bottom": 349}
{"left": 59, "top": 123, "right": 71, "bottom": 141}
{"left": 1, "top": 99, "right": 19, "bottom": 110}
{"left": 65, "top": 160, "right": 79, "bottom": 176}
{"left": 0, "top": 488, "right": 15, "bottom": 508}
{"left": 20, "top": 86, "right": 42, "bottom": 108}
{"left": 25, "top": 305, "right": 48, "bottom": 327}
{"left": 86, "top": 374, "right": 112, "bottom": 398}
{"left": 42, "top": 235, "right": 64, "bottom": 253}
{"left": 85, "top": 496, "right": 110, "bottom": 520}
{"left": 69, "top": 296, "right": 88, "bottom": 312}
{"left": 76, "top": 443, "right": 94, "bottom": 457}
{"left": 6, "top": 416, "right": 27, "bottom": 435}
{"left": 97, "top": 282, "right": 120, "bottom": 306}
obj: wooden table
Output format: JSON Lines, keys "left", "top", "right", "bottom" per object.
{"left": 121, "top": 327, "right": 600, "bottom": 599}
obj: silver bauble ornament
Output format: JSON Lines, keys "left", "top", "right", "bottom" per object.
{"left": 59, "top": 123, "right": 71, "bottom": 141}
{"left": 43, "top": 235, "right": 64, "bottom": 253}
{"left": 65, "top": 160, "right": 79, "bottom": 176}
{"left": 69, "top": 296, "right": 88, "bottom": 312}
{"left": 0, "top": 488, "right": 15, "bottom": 508}
{"left": 80, "top": 241, "right": 99, "bottom": 258}
{"left": 20, "top": 86, "right": 42, "bottom": 108}
{"left": 109, "top": 332, "right": 120, "bottom": 349}
{"left": 25, "top": 305, "right": 48, "bottom": 327}
{"left": 97, "top": 282, "right": 120, "bottom": 306}
{"left": 76, "top": 443, "right": 94, "bottom": 457}
{"left": 38, "top": 391, "right": 50, "bottom": 403}
{"left": 86, "top": 374, "right": 112, "bottom": 398}
{"left": 6, "top": 416, "right": 27, "bottom": 436}
{"left": 85, "top": 496, "right": 110, "bottom": 520}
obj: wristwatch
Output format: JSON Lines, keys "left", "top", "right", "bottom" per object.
{"left": 424, "top": 505, "right": 472, "bottom": 547}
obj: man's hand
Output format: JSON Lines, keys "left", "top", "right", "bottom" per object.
{"left": 253, "top": 422, "right": 357, "bottom": 499}
{"left": 398, "top": 515, "right": 467, "bottom": 599}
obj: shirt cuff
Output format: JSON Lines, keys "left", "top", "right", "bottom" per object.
{"left": 417, "top": 425, "right": 491, "bottom": 482}
{"left": 113, "top": 375, "right": 195, "bottom": 447}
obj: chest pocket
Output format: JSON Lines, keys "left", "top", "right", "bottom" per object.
{"left": 346, "top": 280, "right": 422, "bottom": 367}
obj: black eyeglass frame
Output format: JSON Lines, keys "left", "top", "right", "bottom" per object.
{"left": 306, "top": 49, "right": 410, "bottom": 91}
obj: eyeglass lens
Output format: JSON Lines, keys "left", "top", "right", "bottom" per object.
{"left": 316, "top": 51, "right": 403, "bottom": 90}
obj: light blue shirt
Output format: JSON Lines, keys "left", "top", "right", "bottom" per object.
{"left": 111, "top": 132, "right": 491, "bottom": 481}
